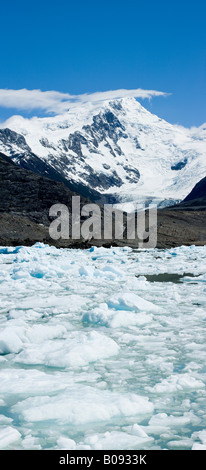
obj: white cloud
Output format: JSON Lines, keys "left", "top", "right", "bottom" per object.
{"left": 0, "top": 88, "right": 169, "bottom": 115}
{"left": 0, "top": 89, "right": 71, "bottom": 113}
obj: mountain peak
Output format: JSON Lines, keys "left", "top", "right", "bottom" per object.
{"left": 0, "top": 99, "right": 205, "bottom": 208}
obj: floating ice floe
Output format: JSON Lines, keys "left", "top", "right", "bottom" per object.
{"left": 0, "top": 427, "right": 21, "bottom": 450}
{"left": 107, "top": 292, "right": 161, "bottom": 312}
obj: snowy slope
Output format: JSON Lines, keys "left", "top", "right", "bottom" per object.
{"left": 0, "top": 97, "right": 206, "bottom": 208}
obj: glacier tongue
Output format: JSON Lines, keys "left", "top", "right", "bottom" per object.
{"left": 0, "top": 97, "right": 206, "bottom": 206}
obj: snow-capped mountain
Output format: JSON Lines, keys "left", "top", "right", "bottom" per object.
{"left": 0, "top": 97, "right": 205, "bottom": 209}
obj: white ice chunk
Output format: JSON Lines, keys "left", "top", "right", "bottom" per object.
{"left": 0, "top": 415, "right": 13, "bottom": 424}
{"left": 192, "top": 443, "right": 206, "bottom": 450}
{"left": 26, "top": 324, "right": 67, "bottom": 343}
{"left": 192, "top": 429, "right": 206, "bottom": 445}
{"left": 85, "top": 430, "right": 153, "bottom": 450}
{"left": 0, "top": 426, "right": 21, "bottom": 449}
{"left": 123, "top": 423, "right": 152, "bottom": 439}
{"left": 57, "top": 437, "right": 77, "bottom": 450}
{"left": 12, "top": 388, "right": 154, "bottom": 425}
{"left": 167, "top": 439, "right": 193, "bottom": 449}
{"left": 15, "top": 331, "right": 119, "bottom": 368}
{"left": 82, "top": 303, "right": 153, "bottom": 327}
{"left": 0, "top": 369, "right": 72, "bottom": 395}
{"left": 107, "top": 292, "right": 160, "bottom": 312}
{"left": 149, "top": 412, "right": 200, "bottom": 428}
{"left": 0, "top": 328, "right": 23, "bottom": 354}
{"left": 148, "top": 374, "right": 205, "bottom": 393}
{"left": 22, "top": 435, "right": 42, "bottom": 450}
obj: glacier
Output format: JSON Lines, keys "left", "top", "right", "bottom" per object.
{"left": 0, "top": 243, "right": 206, "bottom": 450}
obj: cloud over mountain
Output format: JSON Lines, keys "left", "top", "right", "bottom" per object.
{"left": 0, "top": 88, "right": 168, "bottom": 115}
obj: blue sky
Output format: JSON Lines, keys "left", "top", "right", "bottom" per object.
{"left": 0, "top": 0, "right": 205, "bottom": 127}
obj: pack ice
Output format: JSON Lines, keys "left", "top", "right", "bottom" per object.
{"left": 0, "top": 243, "right": 205, "bottom": 450}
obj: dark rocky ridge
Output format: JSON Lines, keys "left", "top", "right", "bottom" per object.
{"left": 0, "top": 152, "right": 205, "bottom": 248}
{"left": 167, "top": 176, "right": 206, "bottom": 211}
{"left": 0, "top": 152, "right": 93, "bottom": 226}
{"left": 183, "top": 176, "right": 206, "bottom": 203}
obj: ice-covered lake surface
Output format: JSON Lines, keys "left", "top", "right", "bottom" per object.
{"left": 0, "top": 243, "right": 206, "bottom": 450}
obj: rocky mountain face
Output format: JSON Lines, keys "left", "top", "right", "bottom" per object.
{"left": 0, "top": 97, "right": 205, "bottom": 207}
{"left": 0, "top": 129, "right": 102, "bottom": 202}
{"left": 0, "top": 152, "right": 92, "bottom": 227}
